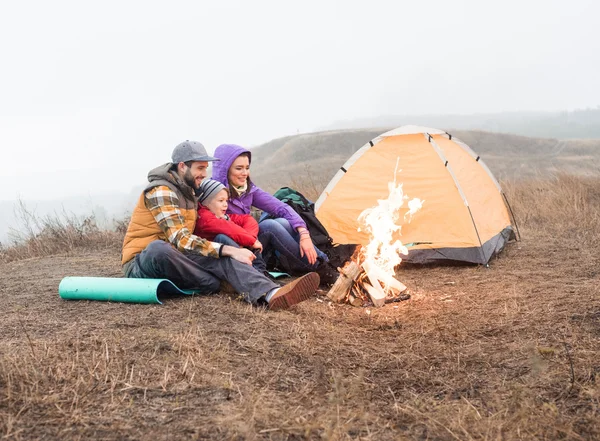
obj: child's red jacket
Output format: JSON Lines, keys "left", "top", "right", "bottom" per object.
{"left": 194, "top": 205, "right": 258, "bottom": 248}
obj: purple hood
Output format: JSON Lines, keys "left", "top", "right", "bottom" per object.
{"left": 211, "top": 143, "right": 306, "bottom": 230}
{"left": 212, "top": 144, "right": 251, "bottom": 187}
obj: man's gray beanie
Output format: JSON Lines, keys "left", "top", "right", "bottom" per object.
{"left": 172, "top": 140, "right": 219, "bottom": 163}
{"left": 196, "top": 179, "right": 227, "bottom": 205}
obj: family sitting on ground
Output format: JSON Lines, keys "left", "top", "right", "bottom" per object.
{"left": 121, "top": 140, "right": 336, "bottom": 310}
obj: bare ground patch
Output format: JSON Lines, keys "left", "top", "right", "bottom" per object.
{"left": 1, "top": 176, "right": 600, "bottom": 440}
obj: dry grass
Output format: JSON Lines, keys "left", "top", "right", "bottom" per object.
{"left": 504, "top": 173, "right": 600, "bottom": 245}
{"left": 1, "top": 175, "right": 599, "bottom": 440}
{"left": 0, "top": 200, "right": 124, "bottom": 264}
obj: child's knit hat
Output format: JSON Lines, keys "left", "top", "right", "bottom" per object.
{"left": 196, "top": 179, "right": 227, "bottom": 205}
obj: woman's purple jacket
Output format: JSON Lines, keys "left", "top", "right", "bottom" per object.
{"left": 212, "top": 143, "right": 307, "bottom": 231}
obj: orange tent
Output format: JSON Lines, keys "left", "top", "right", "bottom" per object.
{"left": 315, "top": 126, "right": 517, "bottom": 264}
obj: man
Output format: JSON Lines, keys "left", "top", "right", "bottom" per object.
{"left": 121, "top": 140, "right": 319, "bottom": 310}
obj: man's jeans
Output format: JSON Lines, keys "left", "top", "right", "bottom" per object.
{"left": 124, "top": 240, "right": 278, "bottom": 304}
{"left": 258, "top": 218, "right": 328, "bottom": 274}
{"left": 213, "top": 234, "right": 267, "bottom": 273}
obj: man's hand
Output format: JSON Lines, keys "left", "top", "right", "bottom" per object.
{"left": 252, "top": 239, "right": 263, "bottom": 253}
{"left": 220, "top": 245, "right": 256, "bottom": 265}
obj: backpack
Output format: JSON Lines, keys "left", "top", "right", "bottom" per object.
{"left": 265, "top": 186, "right": 359, "bottom": 271}
{"left": 271, "top": 187, "right": 333, "bottom": 248}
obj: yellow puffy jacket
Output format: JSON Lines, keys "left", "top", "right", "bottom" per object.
{"left": 121, "top": 164, "right": 197, "bottom": 265}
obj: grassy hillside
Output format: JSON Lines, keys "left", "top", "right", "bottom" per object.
{"left": 249, "top": 129, "right": 384, "bottom": 198}
{"left": 248, "top": 128, "right": 600, "bottom": 198}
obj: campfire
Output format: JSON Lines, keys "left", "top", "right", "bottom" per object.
{"left": 327, "top": 250, "right": 410, "bottom": 307}
{"left": 327, "top": 159, "right": 423, "bottom": 307}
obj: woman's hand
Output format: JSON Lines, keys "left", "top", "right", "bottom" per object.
{"left": 252, "top": 239, "right": 263, "bottom": 253}
{"left": 298, "top": 231, "right": 317, "bottom": 265}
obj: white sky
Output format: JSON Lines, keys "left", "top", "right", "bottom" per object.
{"left": 1, "top": 0, "right": 599, "bottom": 201}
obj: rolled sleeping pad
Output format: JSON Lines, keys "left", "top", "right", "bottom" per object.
{"left": 58, "top": 277, "right": 201, "bottom": 305}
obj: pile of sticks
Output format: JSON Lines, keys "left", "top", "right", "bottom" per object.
{"left": 327, "top": 260, "right": 408, "bottom": 307}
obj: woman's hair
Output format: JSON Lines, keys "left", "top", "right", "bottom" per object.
{"left": 228, "top": 152, "right": 252, "bottom": 199}
{"left": 234, "top": 152, "right": 251, "bottom": 164}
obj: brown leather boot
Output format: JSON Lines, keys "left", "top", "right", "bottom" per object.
{"left": 268, "top": 272, "right": 320, "bottom": 311}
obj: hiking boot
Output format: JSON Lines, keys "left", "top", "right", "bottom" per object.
{"left": 315, "top": 259, "right": 340, "bottom": 288}
{"left": 268, "top": 272, "right": 320, "bottom": 311}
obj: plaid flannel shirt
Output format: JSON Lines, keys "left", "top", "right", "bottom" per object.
{"left": 144, "top": 186, "right": 221, "bottom": 258}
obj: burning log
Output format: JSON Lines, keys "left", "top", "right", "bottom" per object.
{"left": 362, "top": 260, "right": 407, "bottom": 294}
{"left": 327, "top": 258, "right": 408, "bottom": 307}
{"left": 327, "top": 261, "right": 361, "bottom": 303}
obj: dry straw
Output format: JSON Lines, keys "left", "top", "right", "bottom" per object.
{"left": 1, "top": 174, "right": 599, "bottom": 440}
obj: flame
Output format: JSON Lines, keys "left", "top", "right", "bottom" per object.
{"left": 357, "top": 158, "right": 423, "bottom": 293}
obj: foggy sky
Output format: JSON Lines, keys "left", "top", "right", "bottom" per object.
{"left": 1, "top": 0, "right": 599, "bottom": 201}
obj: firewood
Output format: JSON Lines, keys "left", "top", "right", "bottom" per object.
{"left": 362, "top": 261, "right": 407, "bottom": 294}
{"left": 362, "top": 281, "right": 386, "bottom": 307}
{"left": 348, "top": 293, "right": 363, "bottom": 307}
{"left": 327, "top": 261, "right": 361, "bottom": 303}
{"left": 361, "top": 262, "right": 386, "bottom": 307}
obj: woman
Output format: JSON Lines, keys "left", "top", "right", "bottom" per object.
{"left": 212, "top": 144, "right": 335, "bottom": 282}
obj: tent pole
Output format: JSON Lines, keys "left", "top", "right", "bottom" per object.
{"left": 502, "top": 192, "right": 522, "bottom": 242}
{"left": 465, "top": 205, "right": 488, "bottom": 265}
{"left": 427, "top": 133, "right": 488, "bottom": 264}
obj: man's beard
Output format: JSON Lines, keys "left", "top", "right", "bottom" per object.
{"left": 183, "top": 168, "right": 198, "bottom": 189}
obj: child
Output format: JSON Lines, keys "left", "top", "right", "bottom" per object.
{"left": 195, "top": 179, "right": 265, "bottom": 270}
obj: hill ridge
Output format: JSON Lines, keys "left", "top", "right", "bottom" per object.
{"left": 247, "top": 128, "right": 600, "bottom": 197}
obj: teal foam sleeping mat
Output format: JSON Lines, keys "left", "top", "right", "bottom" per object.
{"left": 58, "top": 272, "right": 291, "bottom": 305}
{"left": 58, "top": 277, "right": 200, "bottom": 305}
